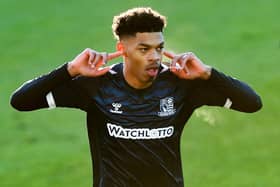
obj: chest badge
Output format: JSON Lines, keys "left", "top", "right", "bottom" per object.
{"left": 158, "top": 97, "right": 176, "bottom": 117}
{"left": 110, "top": 102, "right": 123, "bottom": 114}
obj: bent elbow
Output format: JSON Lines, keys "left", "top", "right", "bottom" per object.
{"left": 246, "top": 95, "right": 263, "bottom": 113}
{"left": 231, "top": 94, "right": 263, "bottom": 113}
{"left": 10, "top": 92, "right": 24, "bottom": 111}
{"left": 10, "top": 92, "right": 31, "bottom": 111}
{"left": 253, "top": 95, "right": 263, "bottom": 112}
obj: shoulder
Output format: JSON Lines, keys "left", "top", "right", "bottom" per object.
{"left": 107, "top": 62, "right": 123, "bottom": 77}
{"left": 157, "top": 63, "right": 179, "bottom": 83}
{"left": 157, "top": 63, "right": 201, "bottom": 90}
{"left": 159, "top": 63, "right": 169, "bottom": 74}
{"left": 73, "top": 62, "right": 123, "bottom": 83}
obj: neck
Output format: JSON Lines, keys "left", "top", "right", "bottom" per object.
{"left": 123, "top": 64, "right": 152, "bottom": 89}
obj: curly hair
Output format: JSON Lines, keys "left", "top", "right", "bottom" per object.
{"left": 112, "top": 7, "right": 167, "bottom": 40}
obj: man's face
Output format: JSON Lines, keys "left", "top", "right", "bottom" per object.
{"left": 120, "top": 32, "right": 164, "bottom": 89}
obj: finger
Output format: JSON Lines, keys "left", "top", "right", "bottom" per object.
{"left": 172, "top": 53, "right": 188, "bottom": 68}
{"left": 94, "top": 52, "right": 109, "bottom": 69}
{"left": 170, "top": 57, "right": 182, "bottom": 72}
{"left": 94, "top": 66, "right": 111, "bottom": 76}
{"left": 94, "top": 56, "right": 106, "bottom": 70}
{"left": 187, "top": 52, "right": 200, "bottom": 63}
{"left": 189, "top": 52, "right": 202, "bottom": 64}
{"left": 170, "top": 55, "right": 181, "bottom": 72}
{"left": 163, "top": 50, "right": 175, "bottom": 59}
{"left": 101, "top": 52, "right": 107, "bottom": 64}
{"left": 181, "top": 54, "right": 191, "bottom": 74}
{"left": 92, "top": 53, "right": 101, "bottom": 68}
{"left": 107, "top": 51, "right": 123, "bottom": 61}
{"left": 169, "top": 65, "right": 183, "bottom": 77}
{"left": 88, "top": 51, "right": 96, "bottom": 66}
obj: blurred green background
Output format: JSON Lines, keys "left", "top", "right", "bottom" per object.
{"left": 1, "top": 0, "right": 279, "bottom": 186}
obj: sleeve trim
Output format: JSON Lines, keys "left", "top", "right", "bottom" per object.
{"left": 224, "top": 98, "right": 232, "bottom": 109}
{"left": 46, "top": 92, "right": 56, "bottom": 109}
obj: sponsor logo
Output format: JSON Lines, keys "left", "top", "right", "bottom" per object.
{"left": 158, "top": 97, "right": 176, "bottom": 117}
{"left": 110, "top": 102, "right": 123, "bottom": 114}
{"left": 107, "top": 123, "right": 174, "bottom": 140}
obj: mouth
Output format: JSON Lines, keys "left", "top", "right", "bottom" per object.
{"left": 145, "top": 64, "right": 160, "bottom": 77}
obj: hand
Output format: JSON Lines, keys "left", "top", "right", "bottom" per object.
{"left": 163, "top": 50, "right": 212, "bottom": 80}
{"left": 67, "top": 48, "right": 123, "bottom": 77}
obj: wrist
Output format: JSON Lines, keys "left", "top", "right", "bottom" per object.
{"left": 201, "top": 66, "right": 212, "bottom": 80}
{"left": 67, "top": 61, "right": 79, "bottom": 77}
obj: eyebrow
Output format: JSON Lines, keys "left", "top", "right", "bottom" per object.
{"left": 138, "top": 42, "right": 165, "bottom": 48}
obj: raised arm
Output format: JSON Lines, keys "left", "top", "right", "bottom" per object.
{"left": 10, "top": 48, "right": 123, "bottom": 111}
{"left": 163, "top": 50, "right": 262, "bottom": 113}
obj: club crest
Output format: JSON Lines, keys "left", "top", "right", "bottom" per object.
{"left": 158, "top": 97, "right": 176, "bottom": 117}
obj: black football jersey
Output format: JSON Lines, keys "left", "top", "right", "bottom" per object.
{"left": 10, "top": 62, "right": 262, "bottom": 187}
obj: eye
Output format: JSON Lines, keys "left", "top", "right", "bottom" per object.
{"left": 156, "top": 47, "right": 164, "bottom": 52}
{"left": 139, "top": 48, "right": 148, "bottom": 53}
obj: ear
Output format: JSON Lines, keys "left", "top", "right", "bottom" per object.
{"left": 116, "top": 41, "right": 127, "bottom": 57}
{"left": 116, "top": 42, "right": 123, "bottom": 51}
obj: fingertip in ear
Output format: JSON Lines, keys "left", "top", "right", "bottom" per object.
{"left": 116, "top": 42, "right": 124, "bottom": 52}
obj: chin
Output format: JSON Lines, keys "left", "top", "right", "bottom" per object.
{"left": 145, "top": 76, "right": 156, "bottom": 83}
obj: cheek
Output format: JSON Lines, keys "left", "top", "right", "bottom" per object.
{"left": 128, "top": 52, "right": 146, "bottom": 70}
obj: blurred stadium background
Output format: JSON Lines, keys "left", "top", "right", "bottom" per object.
{"left": 1, "top": 0, "right": 279, "bottom": 186}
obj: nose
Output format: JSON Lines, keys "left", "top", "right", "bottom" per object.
{"left": 148, "top": 49, "right": 161, "bottom": 63}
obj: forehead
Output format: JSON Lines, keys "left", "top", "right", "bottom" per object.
{"left": 123, "top": 32, "right": 164, "bottom": 47}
